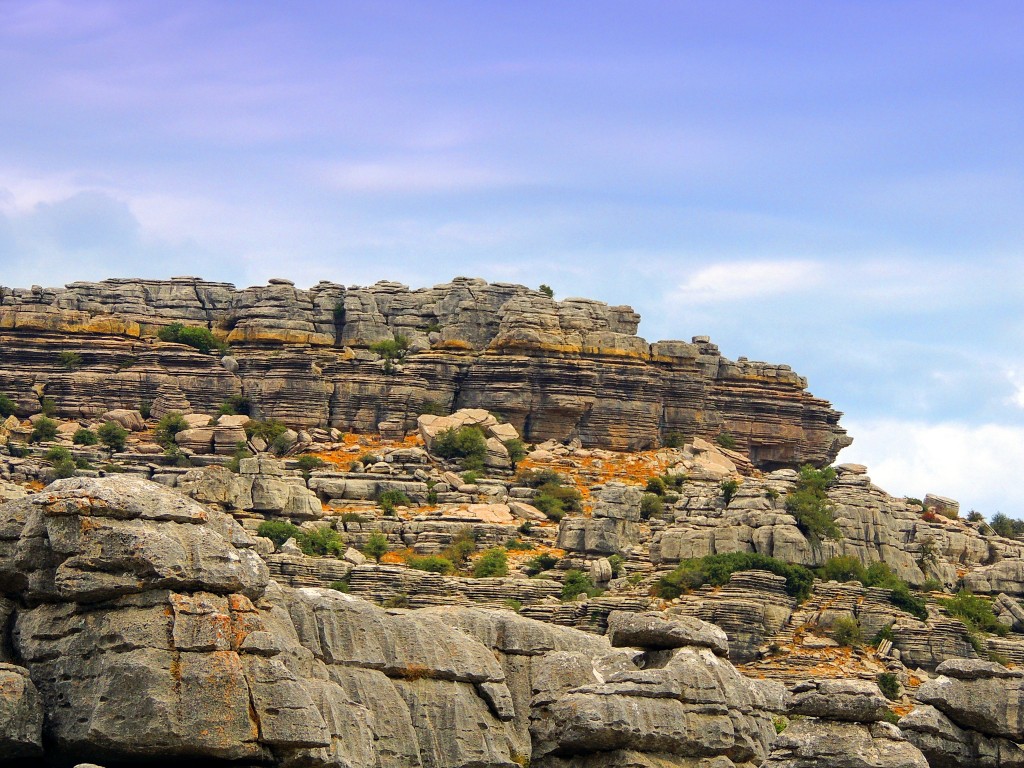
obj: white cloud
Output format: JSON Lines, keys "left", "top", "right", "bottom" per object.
{"left": 670, "top": 259, "right": 824, "bottom": 305}
{"left": 838, "top": 419, "right": 1024, "bottom": 516}
{"left": 318, "top": 159, "right": 526, "bottom": 194}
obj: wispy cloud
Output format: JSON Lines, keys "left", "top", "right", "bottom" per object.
{"left": 669, "top": 259, "right": 825, "bottom": 305}
{"left": 318, "top": 159, "right": 528, "bottom": 194}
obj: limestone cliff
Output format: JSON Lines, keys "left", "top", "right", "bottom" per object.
{"left": 0, "top": 276, "right": 849, "bottom": 468}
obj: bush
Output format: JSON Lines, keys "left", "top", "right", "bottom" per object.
{"left": 155, "top": 413, "right": 189, "bottom": 448}
{"left": 472, "top": 548, "right": 509, "bottom": 578}
{"left": 218, "top": 394, "right": 252, "bottom": 416}
{"left": 139, "top": 399, "right": 152, "bottom": 419}
{"left": 562, "top": 570, "right": 602, "bottom": 600}
{"left": 966, "top": 510, "right": 985, "bottom": 523}
{"left": 442, "top": 528, "right": 477, "bottom": 566}
{"left": 989, "top": 513, "right": 1024, "bottom": 539}
{"left": 407, "top": 555, "right": 455, "bottom": 574}
{"left": 58, "top": 350, "right": 82, "bottom": 369}
{"left": 369, "top": 335, "right": 409, "bottom": 360}
{"left": 941, "top": 590, "right": 1009, "bottom": 636}
{"left": 357, "top": 452, "right": 380, "bottom": 466}
{"left": 257, "top": 520, "right": 301, "bottom": 548}
{"left": 419, "top": 399, "right": 447, "bottom": 416}
{"left": 296, "top": 454, "right": 326, "bottom": 475}
{"left": 716, "top": 432, "right": 737, "bottom": 449}
{"left": 524, "top": 552, "right": 559, "bottom": 575}
{"left": 72, "top": 428, "right": 98, "bottom": 445}
{"left": 645, "top": 476, "right": 666, "bottom": 495}
{"left": 378, "top": 489, "right": 411, "bottom": 514}
{"left": 829, "top": 616, "right": 863, "bottom": 647}
{"left": 504, "top": 438, "right": 527, "bottom": 469}
{"left": 785, "top": 465, "right": 841, "bottom": 542}
{"left": 329, "top": 579, "right": 350, "bottom": 593}
{"left": 720, "top": 479, "right": 740, "bottom": 505}
{"left": 505, "top": 539, "right": 532, "bottom": 551}
{"left": 539, "top": 284, "right": 554, "bottom": 298}
{"left": 655, "top": 552, "right": 815, "bottom": 602}
{"left": 515, "top": 468, "right": 564, "bottom": 488}
{"left": 44, "top": 446, "right": 73, "bottom": 463}
{"left": 363, "top": 531, "right": 389, "bottom": 562}
{"left": 608, "top": 554, "right": 625, "bottom": 578}
{"left": 226, "top": 442, "right": 253, "bottom": 473}
{"left": 30, "top": 417, "right": 58, "bottom": 443}
{"left": 39, "top": 397, "right": 56, "bottom": 416}
{"left": 817, "top": 555, "right": 867, "bottom": 584}
{"left": 663, "top": 431, "right": 685, "bottom": 449}
{"left": 873, "top": 624, "right": 895, "bottom": 646}
{"left": 157, "top": 322, "right": 226, "bottom": 354}
{"left": 877, "top": 672, "right": 900, "bottom": 700}
{"left": 298, "top": 527, "right": 344, "bottom": 557}
{"left": 52, "top": 458, "right": 77, "bottom": 479}
{"left": 640, "top": 493, "right": 663, "bottom": 519}
{"left": 0, "top": 394, "right": 15, "bottom": 418}
{"left": 462, "top": 470, "right": 482, "bottom": 484}
{"left": 432, "top": 426, "right": 487, "bottom": 468}
{"left": 97, "top": 421, "right": 129, "bottom": 452}
{"left": 533, "top": 481, "right": 583, "bottom": 522}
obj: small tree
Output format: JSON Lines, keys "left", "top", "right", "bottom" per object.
{"left": 640, "top": 493, "right": 663, "bottom": 519}
{"left": 30, "top": 417, "right": 59, "bottom": 443}
{"left": 539, "top": 284, "right": 554, "bottom": 298}
{"left": 472, "top": 548, "right": 509, "bottom": 578}
{"left": 431, "top": 426, "right": 487, "bottom": 470}
{"left": 720, "top": 479, "right": 740, "bottom": 505}
{"left": 370, "top": 335, "right": 410, "bottom": 374}
{"left": 257, "top": 520, "right": 301, "bottom": 548}
{"left": 296, "top": 454, "right": 325, "bottom": 477}
{"left": 73, "top": 428, "right": 98, "bottom": 445}
{"left": 503, "top": 438, "right": 527, "bottom": 470}
{"left": 97, "top": 421, "right": 129, "bottom": 452}
{"left": 378, "top": 489, "right": 412, "bottom": 515}
{"left": 0, "top": 393, "right": 15, "bottom": 417}
{"left": 363, "top": 531, "right": 389, "bottom": 563}
{"left": 561, "top": 570, "right": 601, "bottom": 600}
{"left": 58, "top": 351, "right": 83, "bottom": 370}
{"left": 155, "top": 413, "right": 189, "bottom": 448}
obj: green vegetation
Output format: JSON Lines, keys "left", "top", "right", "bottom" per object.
{"left": 378, "top": 489, "right": 411, "bottom": 514}
{"left": 504, "top": 438, "right": 527, "bottom": 469}
{"left": 881, "top": 710, "right": 901, "bottom": 726}
{"left": 157, "top": 322, "right": 227, "bottom": 354}
{"left": 218, "top": 394, "right": 252, "bottom": 416}
{"left": 97, "top": 421, "right": 129, "bottom": 452}
{"left": 257, "top": 520, "right": 302, "bottom": 548}
{"left": 989, "top": 513, "right": 1024, "bottom": 539}
{"left": 472, "top": 548, "right": 509, "bottom": 578}
{"left": 329, "top": 579, "right": 350, "bottom": 593}
{"left": 0, "top": 393, "right": 15, "bottom": 418}
{"left": 873, "top": 624, "right": 896, "bottom": 646}
{"left": 966, "top": 510, "right": 985, "bottom": 523}
{"left": 816, "top": 557, "right": 928, "bottom": 621}
{"left": 645, "top": 476, "right": 667, "bottom": 495}
{"left": 940, "top": 590, "right": 1008, "bottom": 636}
{"left": 720, "top": 478, "right": 740, "bottom": 505}
{"left": 296, "top": 454, "right": 326, "bottom": 476}
{"left": 339, "top": 511, "right": 367, "bottom": 525}
{"left": 432, "top": 425, "right": 487, "bottom": 470}
{"left": 640, "top": 493, "right": 663, "bottom": 519}
{"left": 297, "top": 527, "right": 344, "bottom": 556}
{"left": 362, "top": 532, "right": 389, "bottom": 563}
{"left": 155, "top": 413, "right": 189, "bottom": 448}
{"left": 419, "top": 399, "right": 447, "bottom": 416}
{"left": 43, "top": 446, "right": 73, "bottom": 463}
{"left": 461, "top": 469, "right": 483, "bottom": 484}
{"left": 442, "top": 528, "right": 477, "bottom": 567}
{"left": 29, "top": 416, "right": 59, "bottom": 443}
{"left": 561, "top": 570, "right": 602, "bottom": 600}
{"left": 165, "top": 444, "right": 193, "bottom": 468}
{"left": 716, "top": 432, "right": 737, "bottom": 449}
{"left": 382, "top": 593, "right": 410, "bottom": 608}
{"left": 539, "top": 284, "right": 554, "bottom": 298}
{"left": 226, "top": 442, "right": 253, "bottom": 473}
{"left": 73, "top": 428, "right": 98, "bottom": 445}
{"left": 407, "top": 554, "right": 455, "bottom": 574}
{"left": 504, "top": 599, "right": 522, "bottom": 613}
{"left": 504, "top": 539, "right": 532, "bottom": 551}
{"left": 52, "top": 458, "right": 77, "bottom": 478}
{"left": 608, "top": 554, "right": 625, "bottom": 578}
{"left": 514, "top": 468, "right": 583, "bottom": 522}
{"left": 785, "top": 465, "right": 841, "bottom": 542}
{"left": 877, "top": 672, "right": 900, "bottom": 700}
{"left": 370, "top": 335, "right": 410, "bottom": 374}
{"left": 829, "top": 616, "right": 863, "bottom": 647}
{"left": 58, "top": 350, "right": 82, "bottom": 370}
{"left": 39, "top": 396, "right": 56, "bottom": 416}
{"left": 245, "top": 419, "right": 291, "bottom": 454}
{"left": 524, "top": 552, "right": 559, "bottom": 575}
{"left": 655, "top": 552, "right": 815, "bottom": 602}
{"left": 357, "top": 452, "right": 380, "bottom": 466}
{"left": 773, "top": 716, "right": 788, "bottom": 735}
{"left": 663, "top": 431, "right": 685, "bottom": 449}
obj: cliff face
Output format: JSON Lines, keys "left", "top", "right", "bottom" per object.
{"left": 0, "top": 276, "right": 849, "bottom": 468}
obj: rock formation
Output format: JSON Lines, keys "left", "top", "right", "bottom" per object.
{"left": 0, "top": 276, "right": 849, "bottom": 467}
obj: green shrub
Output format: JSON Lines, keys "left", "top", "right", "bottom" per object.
{"left": 97, "top": 421, "right": 129, "bottom": 452}
{"left": 921, "top": 578, "right": 945, "bottom": 593}
{"left": 52, "top": 458, "right": 77, "bottom": 479}
{"left": 461, "top": 470, "right": 483, "bottom": 484}
{"left": 504, "top": 599, "right": 523, "bottom": 613}
{"left": 0, "top": 394, "right": 15, "bottom": 418}
{"left": 817, "top": 555, "right": 867, "bottom": 584}
{"left": 515, "top": 468, "right": 564, "bottom": 488}
{"left": 881, "top": 709, "right": 901, "bottom": 725}
{"left": 533, "top": 481, "right": 583, "bottom": 522}
{"left": 645, "top": 476, "right": 667, "bottom": 495}
{"left": 407, "top": 554, "right": 455, "bottom": 574}
{"left": 72, "top": 427, "right": 98, "bottom": 445}
{"left": 357, "top": 452, "right": 380, "bottom": 466}
{"left": 296, "top": 454, "right": 326, "bottom": 475}
{"left": 378, "top": 489, "right": 411, "bottom": 514}
{"left": 504, "top": 438, "right": 527, "bottom": 469}
{"left": 138, "top": 399, "right": 152, "bottom": 419}
{"left": 362, "top": 531, "right": 389, "bottom": 562}
{"left": 369, "top": 335, "right": 410, "bottom": 360}
{"left": 58, "top": 350, "right": 82, "bottom": 369}
{"left": 989, "top": 513, "right": 1024, "bottom": 539}
{"left": 640, "top": 493, "right": 663, "bottom": 519}
{"left": 329, "top": 579, "right": 350, "bottom": 593}
{"left": 340, "top": 511, "right": 366, "bottom": 524}
{"left": 829, "top": 616, "right": 863, "bottom": 646}
{"left": 218, "top": 394, "right": 252, "bottom": 416}
{"left": 426, "top": 489, "right": 439, "bottom": 505}
{"left": 966, "top": 510, "right": 985, "bottom": 523}
{"left": 245, "top": 419, "right": 288, "bottom": 443}
{"left": 655, "top": 552, "right": 815, "bottom": 602}
{"left": 44, "top": 446, "right": 73, "bottom": 463}
{"left": 257, "top": 520, "right": 301, "bottom": 548}
{"left": 524, "top": 552, "right": 559, "bottom": 575}
{"left": 226, "top": 441, "right": 253, "bottom": 473}
{"left": 873, "top": 624, "right": 895, "bottom": 646}
{"left": 608, "top": 554, "right": 625, "bottom": 577}
{"left": 857, "top": 561, "right": 929, "bottom": 621}
{"left": 442, "top": 528, "right": 477, "bottom": 566}
{"left": 165, "top": 444, "right": 193, "bottom": 468}
{"left": 39, "top": 396, "right": 56, "bottom": 416}
{"left": 155, "top": 413, "right": 189, "bottom": 447}
{"left": 539, "top": 284, "right": 554, "bottom": 298}
{"left": 432, "top": 426, "right": 487, "bottom": 468}
{"left": 29, "top": 417, "right": 59, "bottom": 443}
{"left": 419, "top": 400, "right": 447, "bottom": 416}
{"left": 663, "top": 431, "right": 685, "bottom": 449}
{"left": 383, "top": 593, "right": 409, "bottom": 608}
{"left": 504, "top": 539, "right": 532, "bottom": 551}
{"left": 716, "top": 432, "right": 737, "bottom": 449}
{"left": 720, "top": 479, "right": 740, "bottom": 505}
{"left": 562, "top": 570, "right": 602, "bottom": 600}
{"left": 298, "top": 527, "right": 344, "bottom": 557}
{"left": 785, "top": 465, "right": 841, "bottom": 542}
{"left": 472, "top": 548, "right": 509, "bottom": 578}
{"left": 877, "top": 672, "right": 900, "bottom": 700}
{"left": 157, "top": 322, "right": 226, "bottom": 354}
{"left": 941, "top": 590, "right": 1009, "bottom": 636}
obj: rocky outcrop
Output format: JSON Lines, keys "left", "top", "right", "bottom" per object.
{"left": 0, "top": 277, "right": 849, "bottom": 467}
{"left": 0, "top": 475, "right": 794, "bottom": 767}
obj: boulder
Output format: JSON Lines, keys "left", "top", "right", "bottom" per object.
{"left": 606, "top": 611, "right": 729, "bottom": 656}
{"left": 100, "top": 409, "right": 146, "bottom": 431}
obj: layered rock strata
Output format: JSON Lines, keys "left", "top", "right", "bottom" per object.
{"left": 0, "top": 277, "right": 849, "bottom": 467}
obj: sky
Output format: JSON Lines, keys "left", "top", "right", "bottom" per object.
{"left": 1, "top": 1, "right": 1022, "bottom": 514}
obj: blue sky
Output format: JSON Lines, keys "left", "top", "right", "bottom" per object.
{"left": 1, "top": 1, "right": 1022, "bottom": 513}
